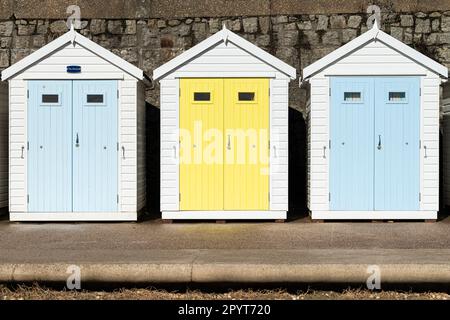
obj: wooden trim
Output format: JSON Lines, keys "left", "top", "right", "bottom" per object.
{"left": 162, "top": 210, "right": 287, "bottom": 220}
{"left": 311, "top": 210, "right": 437, "bottom": 220}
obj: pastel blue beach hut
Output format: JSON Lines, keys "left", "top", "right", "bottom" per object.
{"left": 1, "top": 26, "right": 149, "bottom": 221}
{"left": 301, "top": 22, "right": 448, "bottom": 221}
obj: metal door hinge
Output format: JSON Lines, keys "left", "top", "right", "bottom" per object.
{"left": 329, "top": 88, "right": 331, "bottom": 96}
{"left": 268, "top": 192, "right": 270, "bottom": 202}
{"left": 419, "top": 140, "right": 422, "bottom": 149}
{"left": 27, "top": 90, "right": 29, "bottom": 99}
{"left": 329, "top": 192, "right": 331, "bottom": 202}
{"left": 179, "top": 193, "right": 181, "bottom": 202}
{"left": 419, "top": 193, "right": 422, "bottom": 202}
{"left": 419, "top": 88, "right": 421, "bottom": 96}
{"left": 27, "top": 194, "right": 29, "bottom": 203}
{"left": 117, "top": 142, "right": 119, "bottom": 151}
{"left": 117, "top": 90, "right": 119, "bottom": 99}
{"left": 329, "top": 140, "right": 331, "bottom": 149}
{"left": 117, "top": 194, "right": 119, "bottom": 203}
{"left": 27, "top": 141, "right": 29, "bottom": 150}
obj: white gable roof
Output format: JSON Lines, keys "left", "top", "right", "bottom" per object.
{"left": 1, "top": 25, "right": 145, "bottom": 81}
{"left": 153, "top": 25, "right": 297, "bottom": 80}
{"left": 302, "top": 21, "right": 448, "bottom": 81}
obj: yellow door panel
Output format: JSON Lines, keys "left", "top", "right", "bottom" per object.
{"left": 180, "top": 79, "right": 224, "bottom": 210}
{"left": 224, "top": 78, "right": 270, "bottom": 210}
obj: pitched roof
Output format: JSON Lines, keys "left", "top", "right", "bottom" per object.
{"left": 302, "top": 20, "right": 448, "bottom": 81}
{"left": 1, "top": 25, "right": 146, "bottom": 81}
{"left": 153, "top": 25, "right": 297, "bottom": 80}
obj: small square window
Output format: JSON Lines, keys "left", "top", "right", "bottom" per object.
{"left": 42, "top": 94, "right": 59, "bottom": 104}
{"left": 194, "top": 92, "right": 211, "bottom": 102}
{"left": 389, "top": 92, "right": 406, "bottom": 102}
{"left": 344, "top": 92, "right": 362, "bottom": 102}
{"left": 86, "top": 94, "right": 104, "bottom": 104}
{"left": 238, "top": 92, "right": 255, "bottom": 101}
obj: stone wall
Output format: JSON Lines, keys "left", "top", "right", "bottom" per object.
{"left": 1, "top": 5, "right": 450, "bottom": 114}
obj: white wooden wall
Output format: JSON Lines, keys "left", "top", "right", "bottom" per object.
{"left": 269, "top": 78, "right": 289, "bottom": 211}
{"left": 420, "top": 73, "right": 440, "bottom": 211}
{"left": 136, "top": 81, "right": 146, "bottom": 212}
{"left": 307, "top": 77, "right": 329, "bottom": 211}
{"left": 160, "top": 39, "right": 291, "bottom": 212}
{"left": 0, "top": 82, "right": 8, "bottom": 208}
{"left": 305, "top": 94, "right": 311, "bottom": 210}
{"left": 307, "top": 38, "right": 441, "bottom": 213}
{"left": 160, "top": 78, "right": 179, "bottom": 211}
{"left": 8, "top": 42, "right": 144, "bottom": 214}
{"left": 119, "top": 79, "right": 138, "bottom": 213}
{"left": 8, "top": 79, "right": 26, "bottom": 212}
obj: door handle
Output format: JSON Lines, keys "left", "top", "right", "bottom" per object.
{"left": 227, "top": 134, "right": 231, "bottom": 150}
{"left": 122, "top": 146, "right": 125, "bottom": 159}
{"left": 323, "top": 146, "right": 326, "bottom": 159}
{"left": 377, "top": 135, "right": 382, "bottom": 150}
{"left": 75, "top": 133, "right": 79, "bottom": 147}
{"left": 424, "top": 145, "right": 427, "bottom": 159}
{"left": 21, "top": 146, "right": 24, "bottom": 159}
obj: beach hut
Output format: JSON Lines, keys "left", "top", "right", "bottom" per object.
{"left": 301, "top": 21, "right": 448, "bottom": 220}
{"left": 1, "top": 26, "right": 149, "bottom": 221}
{"left": 153, "top": 26, "right": 296, "bottom": 221}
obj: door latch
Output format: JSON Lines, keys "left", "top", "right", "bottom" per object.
{"left": 377, "top": 135, "right": 382, "bottom": 150}
{"left": 75, "top": 133, "right": 79, "bottom": 147}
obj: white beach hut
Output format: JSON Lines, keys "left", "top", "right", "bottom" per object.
{"left": 302, "top": 22, "right": 448, "bottom": 221}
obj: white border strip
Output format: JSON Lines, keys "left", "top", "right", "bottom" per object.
{"left": 162, "top": 211, "right": 287, "bottom": 220}
{"left": 311, "top": 211, "right": 437, "bottom": 220}
{"left": 10, "top": 212, "right": 138, "bottom": 222}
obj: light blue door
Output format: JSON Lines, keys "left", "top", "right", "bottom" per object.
{"left": 330, "top": 76, "right": 420, "bottom": 211}
{"left": 28, "top": 81, "right": 73, "bottom": 212}
{"left": 72, "top": 81, "right": 118, "bottom": 212}
{"left": 330, "top": 77, "right": 375, "bottom": 210}
{"left": 374, "top": 77, "right": 420, "bottom": 210}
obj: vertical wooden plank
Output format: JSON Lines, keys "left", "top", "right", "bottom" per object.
{"left": 28, "top": 80, "right": 72, "bottom": 212}
{"left": 374, "top": 77, "right": 420, "bottom": 210}
{"left": 330, "top": 77, "right": 374, "bottom": 211}
{"left": 72, "top": 80, "right": 118, "bottom": 212}
{"left": 224, "top": 78, "right": 269, "bottom": 210}
{"left": 179, "top": 78, "right": 224, "bottom": 210}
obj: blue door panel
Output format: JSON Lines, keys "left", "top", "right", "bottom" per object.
{"left": 330, "top": 76, "right": 420, "bottom": 212}
{"left": 330, "top": 77, "right": 374, "bottom": 210}
{"left": 72, "top": 81, "right": 118, "bottom": 212}
{"left": 374, "top": 77, "right": 420, "bottom": 210}
{"left": 28, "top": 81, "right": 72, "bottom": 212}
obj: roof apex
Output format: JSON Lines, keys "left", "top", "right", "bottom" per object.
{"left": 1, "top": 27, "right": 145, "bottom": 81}
{"left": 302, "top": 23, "right": 448, "bottom": 81}
{"left": 153, "top": 28, "right": 297, "bottom": 80}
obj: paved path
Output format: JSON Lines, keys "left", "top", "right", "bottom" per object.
{"left": 0, "top": 215, "right": 449, "bottom": 284}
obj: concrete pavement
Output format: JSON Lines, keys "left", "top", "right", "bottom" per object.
{"left": 0, "top": 215, "right": 450, "bottom": 285}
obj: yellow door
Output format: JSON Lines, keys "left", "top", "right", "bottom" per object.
{"left": 180, "top": 79, "right": 224, "bottom": 210}
{"left": 224, "top": 79, "right": 270, "bottom": 210}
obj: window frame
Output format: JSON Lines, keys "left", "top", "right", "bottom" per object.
{"left": 191, "top": 91, "right": 213, "bottom": 104}
{"left": 236, "top": 91, "right": 258, "bottom": 104}
{"left": 40, "top": 93, "right": 62, "bottom": 106}
{"left": 342, "top": 91, "right": 364, "bottom": 104}
{"left": 84, "top": 91, "right": 107, "bottom": 107}
{"left": 386, "top": 90, "right": 409, "bottom": 104}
